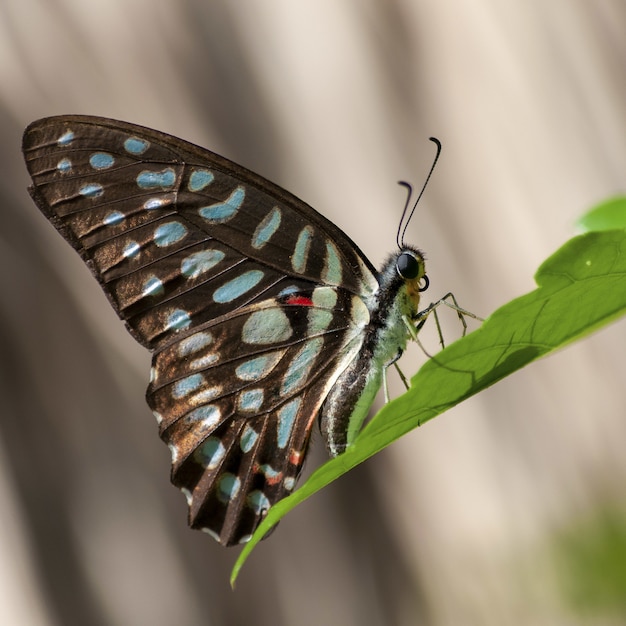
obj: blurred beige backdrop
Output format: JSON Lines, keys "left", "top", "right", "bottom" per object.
{"left": 1, "top": 1, "right": 625, "bottom": 625}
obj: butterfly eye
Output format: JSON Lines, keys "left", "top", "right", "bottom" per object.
{"left": 396, "top": 251, "right": 422, "bottom": 280}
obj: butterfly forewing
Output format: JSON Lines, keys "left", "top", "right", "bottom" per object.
{"left": 23, "top": 115, "right": 378, "bottom": 544}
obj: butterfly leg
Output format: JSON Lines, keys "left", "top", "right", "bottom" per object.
{"left": 413, "top": 292, "right": 483, "bottom": 348}
{"left": 383, "top": 351, "right": 408, "bottom": 403}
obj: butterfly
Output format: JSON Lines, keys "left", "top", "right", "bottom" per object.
{"left": 22, "top": 116, "right": 435, "bottom": 546}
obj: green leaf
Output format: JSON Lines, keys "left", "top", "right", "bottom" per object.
{"left": 231, "top": 198, "right": 626, "bottom": 586}
{"left": 577, "top": 196, "right": 626, "bottom": 233}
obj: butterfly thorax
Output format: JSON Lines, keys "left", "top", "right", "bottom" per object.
{"left": 320, "top": 245, "right": 426, "bottom": 456}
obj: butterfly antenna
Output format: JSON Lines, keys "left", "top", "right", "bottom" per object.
{"left": 396, "top": 137, "right": 442, "bottom": 248}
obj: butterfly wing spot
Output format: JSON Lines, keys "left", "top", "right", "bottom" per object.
{"left": 56, "top": 130, "right": 74, "bottom": 145}
{"left": 251, "top": 206, "right": 282, "bottom": 249}
{"left": 202, "top": 527, "right": 222, "bottom": 542}
{"left": 188, "top": 168, "right": 215, "bottom": 192}
{"left": 312, "top": 286, "right": 338, "bottom": 309}
{"left": 283, "top": 476, "right": 296, "bottom": 491}
{"left": 141, "top": 275, "right": 165, "bottom": 298}
{"left": 237, "top": 388, "right": 265, "bottom": 413}
{"left": 234, "top": 350, "right": 286, "bottom": 382}
{"left": 57, "top": 158, "right": 72, "bottom": 173}
{"left": 212, "top": 269, "right": 264, "bottom": 303}
{"left": 103, "top": 210, "right": 125, "bottom": 226}
{"left": 177, "top": 331, "right": 214, "bottom": 357}
{"left": 172, "top": 405, "right": 222, "bottom": 452}
{"left": 246, "top": 490, "right": 271, "bottom": 515}
{"left": 153, "top": 221, "right": 188, "bottom": 247}
{"left": 122, "top": 240, "right": 141, "bottom": 259}
{"left": 240, "top": 424, "right": 259, "bottom": 453}
{"left": 143, "top": 197, "right": 170, "bottom": 211}
{"left": 276, "top": 397, "right": 301, "bottom": 449}
{"left": 180, "top": 249, "right": 225, "bottom": 279}
{"left": 257, "top": 463, "right": 283, "bottom": 484}
{"left": 168, "top": 442, "right": 180, "bottom": 464}
{"left": 172, "top": 373, "right": 205, "bottom": 399}
{"left": 216, "top": 473, "right": 241, "bottom": 504}
{"left": 321, "top": 239, "right": 342, "bottom": 285}
{"left": 291, "top": 225, "right": 314, "bottom": 273}
{"left": 194, "top": 437, "right": 227, "bottom": 470}
{"left": 307, "top": 308, "right": 334, "bottom": 334}
{"left": 123, "top": 136, "right": 150, "bottom": 155}
{"left": 280, "top": 337, "right": 324, "bottom": 396}
{"left": 198, "top": 186, "right": 245, "bottom": 223}
{"left": 79, "top": 183, "right": 104, "bottom": 198}
{"left": 136, "top": 168, "right": 176, "bottom": 190}
{"left": 165, "top": 308, "right": 192, "bottom": 331}
{"left": 241, "top": 307, "right": 293, "bottom": 344}
{"left": 189, "top": 353, "right": 220, "bottom": 370}
{"left": 189, "top": 386, "right": 222, "bottom": 404}
{"left": 89, "top": 152, "right": 115, "bottom": 170}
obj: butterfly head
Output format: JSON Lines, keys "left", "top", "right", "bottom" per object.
{"left": 394, "top": 246, "right": 428, "bottom": 313}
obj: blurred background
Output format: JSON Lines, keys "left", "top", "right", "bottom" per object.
{"left": 1, "top": 1, "right": 625, "bottom": 624}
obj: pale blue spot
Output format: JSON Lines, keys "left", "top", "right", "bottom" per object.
{"left": 238, "top": 388, "right": 264, "bottom": 413}
{"left": 103, "top": 211, "right": 125, "bottom": 226}
{"left": 124, "top": 136, "right": 149, "bottom": 155}
{"left": 154, "top": 221, "right": 187, "bottom": 247}
{"left": 242, "top": 308, "right": 292, "bottom": 344}
{"left": 322, "top": 240, "right": 342, "bottom": 284}
{"left": 284, "top": 477, "right": 296, "bottom": 491}
{"left": 247, "top": 491, "right": 270, "bottom": 515}
{"left": 192, "top": 385, "right": 222, "bottom": 403}
{"left": 252, "top": 207, "right": 282, "bottom": 249}
{"left": 89, "top": 152, "right": 115, "bottom": 170}
{"left": 188, "top": 169, "right": 214, "bottom": 192}
{"left": 144, "top": 197, "right": 168, "bottom": 210}
{"left": 166, "top": 308, "right": 191, "bottom": 331}
{"left": 122, "top": 241, "right": 140, "bottom": 259}
{"left": 198, "top": 186, "right": 245, "bottom": 223}
{"left": 57, "top": 158, "right": 72, "bottom": 174}
{"left": 79, "top": 183, "right": 103, "bottom": 198}
{"left": 278, "top": 285, "right": 299, "bottom": 297}
{"left": 137, "top": 168, "right": 176, "bottom": 190}
{"left": 194, "top": 437, "right": 225, "bottom": 470}
{"left": 312, "top": 286, "right": 338, "bottom": 309}
{"left": 235, "top": 350, "right": 285, "bottom": 381}
{"left": 177, "top": 331, "right": 213, "bottom": 357}
{"left": 240, "top": 425, "right": 259, "bottom": 453}
{"left": 217, "top": 473, "right": 241, "bottom": 503}
{"left": 281, "top": 338, "right": 324, "bottom": 395}
{"left": 190, "top": 354, "right": 220, "bottom": 370}
{"left": 142, "top": 275, "right": 164, "bottom": 298}
{"left": 259, "top": 464, "right": 282, "bottom": 481}
{"left": 307, "top": 309, "right": 333, "bottom": 334}
{"left": 213, "top": 269, "right": 264, "bottom": 303}
{"left": 172, "top": 373, "right": 205, "bottom": 399}
{"left": 292, "top": 226, "right": 313, "bottom": 273}
{"left": 277, "top": 398, "right": 300, "bottom": 449}
{"left": 57, "top": 130, "right": 74, "bottom": 146}
{"left": 185, "top": 404, "right": 221, "bottom": 431}
{"left": 181, "top": 249, "right": 225, "bottom": 279}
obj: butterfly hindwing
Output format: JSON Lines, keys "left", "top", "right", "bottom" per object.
{"left": 22, "top": 115, "right": 379, "bottom": 544}
{"left": 150, "top": 286, "right": 370, "bottom": 543}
